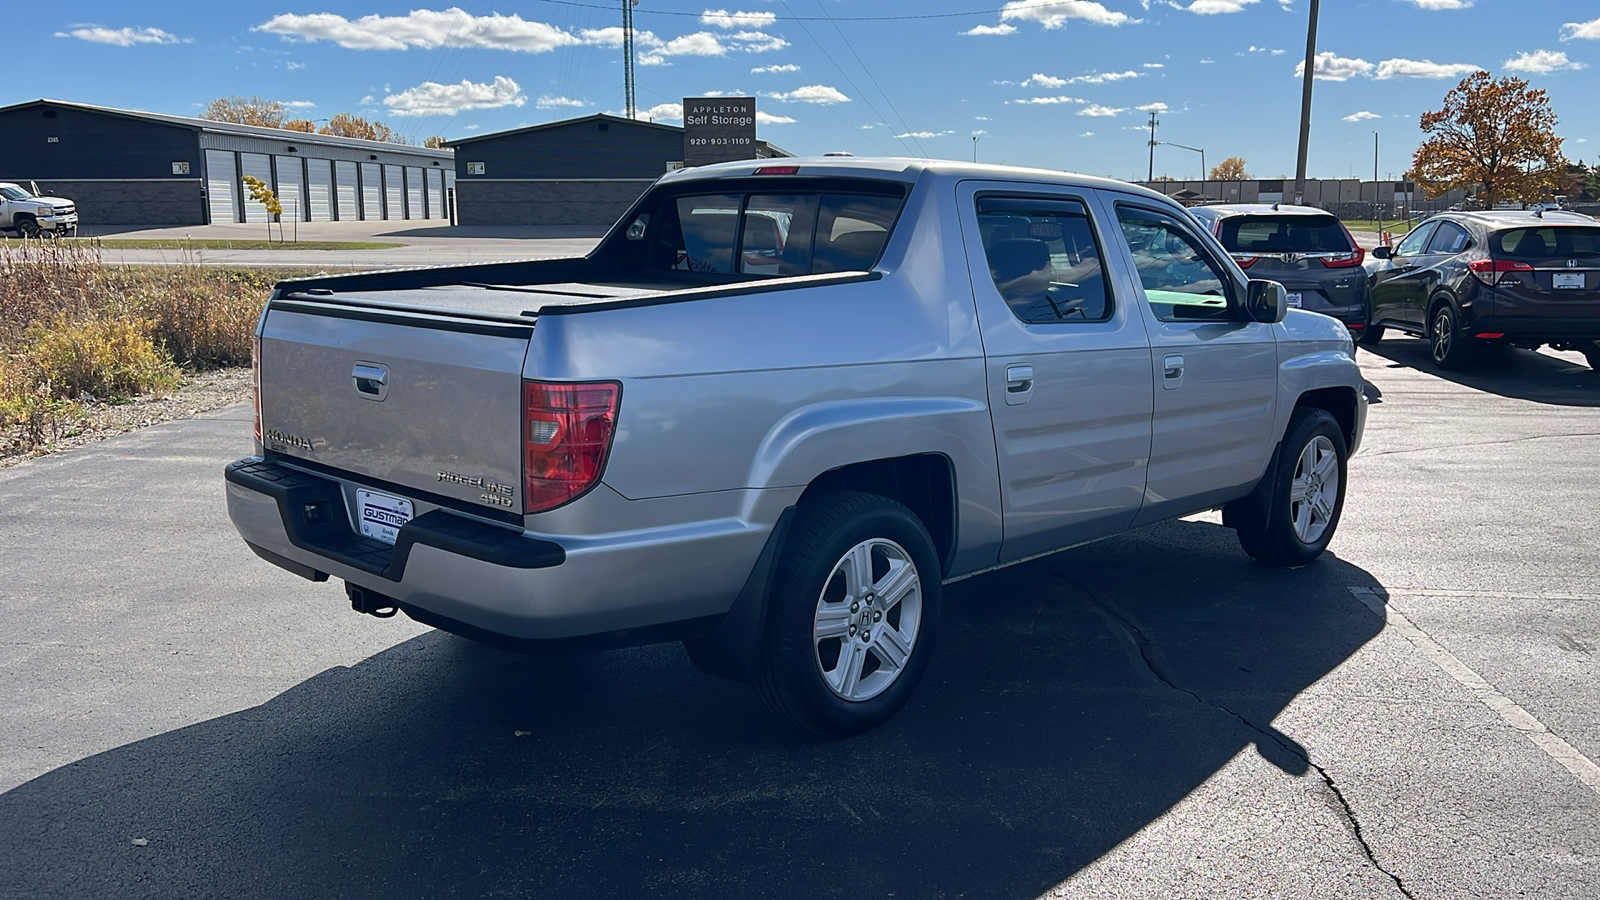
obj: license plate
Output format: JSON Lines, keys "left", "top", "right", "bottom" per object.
{"left": 356, "top": 489, "right": 413, "bottom": 544}
{"left": 1554, "top": 272, "right": 1585, "bottom": 290}
{"left": 1286, "top": 292, "right": 1303, "bottom": 308}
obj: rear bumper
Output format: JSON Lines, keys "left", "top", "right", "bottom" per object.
{"left": 1462, "top": 316, "right": 1600, "bottom": 342}
{"left": 225, "top": 457, "right": 785, "bottom": 642}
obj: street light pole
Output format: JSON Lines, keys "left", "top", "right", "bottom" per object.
{"left": 973, "top": 135, "right": 982, "bottom": 163}
{"left": 1294, "top": 0, "right": 1320, "bottom": 206}
{"left": 1155, "top": 141, "right": 1206, "bottom": 182}
{"left": 1374, "top": 130, "right": 1382, "bottom": 237}
{"left": 1147, "top": 110, "right": 1159, "bottom": 182}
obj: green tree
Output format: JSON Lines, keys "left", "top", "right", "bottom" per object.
{"left": 1411, "top": 72, "right": 1566, "bottom": 208}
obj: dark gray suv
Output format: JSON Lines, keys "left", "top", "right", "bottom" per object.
{"left": 1188, "top": 204, "right": 1369, "bottom": 336}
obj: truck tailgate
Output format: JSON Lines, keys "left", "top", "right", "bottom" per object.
{"left": 258, "top": 304, "right": 531, "bottom": 514}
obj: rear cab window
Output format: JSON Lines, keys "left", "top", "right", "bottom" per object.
{"left": 975, "top": 195, "right": 1114, "bottom": 324}
{"left": 615, "top": 180, "right": 907, "bottom": 280}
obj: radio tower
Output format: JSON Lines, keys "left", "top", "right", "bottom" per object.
{"left": 623, "top": 0, "right": 638, "bottom": 119}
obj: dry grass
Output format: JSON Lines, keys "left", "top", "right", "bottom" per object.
{"left": 0, "top": 240, "right": 275, "bottom": 451}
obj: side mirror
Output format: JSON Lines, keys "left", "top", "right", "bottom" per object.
{"left": 1371, "top": 245, "right": 1392, "bottom": 260}
{"left": 1246, "top": 279, "right": 1287, "bottom": 324}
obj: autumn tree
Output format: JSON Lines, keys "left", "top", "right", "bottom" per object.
{"left": 283, "top": 119, "right": 317, "bottom": 133}
{"left": 1210, "top": 157, "right": 1249, "bottom": 180}
{"left": 423, "top": 135, "right": 447, "bottom": 149}
{"left": 1411, "top": 72, "right": 1566, "bottom": 208}
{"left": 203, "top": 95, "right": 289, "bottom": 129}
{"left": 319, "top": 113, "right": 411, "bottom": 144}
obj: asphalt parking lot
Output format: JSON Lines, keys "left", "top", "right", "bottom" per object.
{"left": 1, "top": 337, "right": 1597, "bottom": 898}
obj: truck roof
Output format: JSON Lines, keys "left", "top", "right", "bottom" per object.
{"left": 658, "top": 156, "right": 1176, "bottom": 205}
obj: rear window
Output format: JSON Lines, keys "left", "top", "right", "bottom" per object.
{"left": 1217, "top": 215, "right": 1352, "bottom": 254}
{"left": 628, "top": 187, "right": 906, "bottom": 278}
{"left": 1492, "top": 226, "right": 1600, "bottom": 259}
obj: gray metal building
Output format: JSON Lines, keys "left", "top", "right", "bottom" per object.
{"left": 446, "top": 114, "right": 792, "bottom": 228}
{"left": 0, "top": 98, "right": 454, "bottom": 226}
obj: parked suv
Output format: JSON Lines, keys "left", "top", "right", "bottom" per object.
{"left": 0, "top": 182, "right": 78, "bottom": 237}
{"left": 1365, "top": 210, "right": 1600, "bottom": 369}
{"left": 1187, "top": 203, "right": 1369, "bottom": 336}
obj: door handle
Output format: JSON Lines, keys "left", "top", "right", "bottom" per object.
{"left": 1004, "top": 364, "right": 1034, "bottom": 405}
{"left": 1162, "top": 354, "right": 1185, "bottom": 390}
{"left": 352, "top": 362, "right": 389, "bottom": 400}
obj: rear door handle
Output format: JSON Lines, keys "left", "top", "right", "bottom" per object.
{"left": 1004, "top": 364, "right": 1034, "bottom": 406}
{"left": 1162, "top": 354, "right": 1185, "bottom": 390}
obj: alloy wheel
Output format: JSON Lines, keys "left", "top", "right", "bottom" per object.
{"left": 811, "top": 538, "right": 922, "bottom": 702}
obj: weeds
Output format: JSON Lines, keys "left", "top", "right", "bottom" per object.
{"left": 0, "top": 240, "right": 272, "bottom": 451}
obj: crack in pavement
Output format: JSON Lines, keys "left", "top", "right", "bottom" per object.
{"left": 1053, "top": 573, "right": 1418, "bottom": 899}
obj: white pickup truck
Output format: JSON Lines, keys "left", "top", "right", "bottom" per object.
{"left": 227, "top": 158, "right": 1366, "bottom": 736}
{"left": 0, "top": 181, "right": 78, "bottom": 237}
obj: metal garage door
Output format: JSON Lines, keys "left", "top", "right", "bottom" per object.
{"left": 427, "top": 169, "right": 445, "bottom": 220}
{"left": 384, "top": 165, "right": 403, "bottom": 220}
{"left": 360, "top": 162, "right": 382, "bottom": 219}
{"left": 239, "top": 153, "right": 273, "bottom": 223}
{"left": 274, "top": 156, "right": 304, "bottom": 222}
{"left": 333, "top": 161, "right": 358, "bottom": 221}
{"left": 306, "top": 159, "right": 333, "bottom": 222}
{"left": 204, "top": 150, "right": 238, "bottom": 224}
{"left": 405, "top": 166, "right": 424, "bottom": 219}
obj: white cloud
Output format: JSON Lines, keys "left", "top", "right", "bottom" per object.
{"left": 1079, "top": 104, "right": 1125, "bottom": 116}
{"left": 751, "top": 63, "right": 799, "bottom": 73}
{"left": 1198, "top": 57, "right": 1215, "bottom": 64}
{"left": 637, "top": 32, "right": 729, "bottom": 65}
{"left": 1504, "top": 50, "right": 1586, "bottom": 74}
{"left": 972, "top": 129, "right": 988, "bottom": 136}
{"left": 764, "top": 84, "right": 850, "bottom": 104}
{"left": 963, "top": 24, "right": 1018, "bottom": 35}
{"left": 257, "top": 10, "right": 579, "bottom": 52}
{"left": 1294, "top": 52, "right": 1374, "bottom": 81}
{"left": 1143, "top": 62, "right": 1164, "bottom": 68}
{"left": 285, "top": 61, "right": 306, "bottom": 70}
{"left": 1024, "top": 73, "right": 1068, "bottom": 88}
{"left": 1000, "top": 0, "right": 1135, "bottom": 29}
{"left": 757, "top": 111, "right": 796, "bottom": 124}
{"left": 700, "top": 9, "right": 778, "bottom": 28}
{"left": 975, "top": 116, "right": 991, "bottom": 120}
{"left": 536, "top": 95, "right": 587, "bottom": 109}
{"left": 1184, "top": 0, "right": 1259, "bottom": 13}
{"left": 283, "top": 100, "right": 317, "bottom": 109}
{"left": 1080, "top": 131, "right": 1096, "bottom": 137}
{"left": 384, "top": 75, "right": 526, "bottom": 116}
{"left": 896, "top": 130, "right": 955, "bottom": 139}
{"left": 1008, "top": 96, "right": 1083, "bottom": 105}
{"left": 1069, "top": 69, "right": 1141, "bottom": 83}
{"left": 1405, "top": 0, "right": 1471, "bottom": 9}
{"left": 729, "top": 30, "right": 789, "bottom": 53}
{"left": 56, "top": 26, "right": 183, "bottom": 46}
{"left": 636, "top": 102, "right": 683, "bottom": 122}
{"left": 359, "top": 94, "right": 375, "bottom": 105}
{"left": 1562, "top": 17, "right": 1600, "bottom": 41}
{"left": 1342, "top": 110, "right": 1381, "bottom": 121}
{"left": 580, "top": 26, "right": 656, "bottom": 48}
{"left": 1238, "top": 45, "right": 1284, "bottom": 56}
{"left": 1137, "top": 102, "right": 1170, "bottom": 113}
{"left": 1374, "top": 58, "right": 1481, "bottom": 79}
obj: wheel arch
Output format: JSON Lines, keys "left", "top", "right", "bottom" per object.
{"left": 798, "top": 453, "right": 957, "bottom": 577}
{"left": 1293, "top": 385, "right": 1359, "bottom": 452}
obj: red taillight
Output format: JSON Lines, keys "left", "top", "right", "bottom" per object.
{"left": 251, "top": 335, "right": 262, "bottom": 444}
{"left": 1231, "top": 254, "right": 1259, "bottom": 269}
{"left": 1318, "top": 248, "right": 1365, "bottom": 268}
{"left": 1467, "top": 258, "right": 1534, "bottom": 284}
{"left": 523, "top": 380, "right": 621, "bottom": 513}
{"left": 754, "top": 165, "right": 800, "bottom": 175}
{"left": 1474, "top": 332, "right": 1506, "bottom": 339}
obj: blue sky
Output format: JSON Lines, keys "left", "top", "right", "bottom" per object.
{"left": 16, "top": 1, "right": 1599, "bottom": 181}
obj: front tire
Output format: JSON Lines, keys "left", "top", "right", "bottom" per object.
{"left": 1582, "top": 341, "right": 1600, "bottom": 371}
{"left": 1430, "top": 302, "right": 1475, "bottom": 369}
{"left": 15, "top": 217, "right": 41, "bottom": 239}
{"left": 755, "top": 491, "right": 941, "bottom": 737}
{"left": 1233, "top": 408, "right": 1348, "bottom": 567}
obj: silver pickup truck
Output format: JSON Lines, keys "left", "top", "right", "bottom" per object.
{"left": 227, "top": 158, "right": 1365, "bottom": 736}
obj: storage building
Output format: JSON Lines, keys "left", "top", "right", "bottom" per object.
{"left": 0, "top": 98, "right": 454, "bottom": 226}
{"left": 446, "top": 114, "right": 792, "bottom": 228}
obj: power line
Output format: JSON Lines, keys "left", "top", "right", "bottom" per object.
{"left": 534, "top": 0, "right": 1042, "bottom": 21}
{"left": 811, "top": 0, "right": 929, "bottom": 158}
{"left": 775, "top": 0, "right": 922, "bottom": 156}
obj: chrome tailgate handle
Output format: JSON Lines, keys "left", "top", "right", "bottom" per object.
{"left": 352, "top": 362, "right": 389, "bottom": 400}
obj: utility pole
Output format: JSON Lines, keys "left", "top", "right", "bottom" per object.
{"left": 1147, "top": 110, "right": 1159, "bottom": 182}
{"left": 1293, "top": 0, "right": 1320, "bottom": 205}
{"left": 623, "top": 0, "right": 638, "bottom": 119}
{"left": 972, "top": 134, "right": 982, "bottom": 163}
{"left": 1373, "top": 130, "right": 1382, "bottom": 236}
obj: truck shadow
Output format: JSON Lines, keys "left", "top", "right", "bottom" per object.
{"left": 0, "top": 520, "right": 1385, "bottom": 900}
{"left": 1363, "top": 336, "right": 1600, "bottom": 406}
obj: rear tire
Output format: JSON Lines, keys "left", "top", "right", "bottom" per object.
{"left": 755, "top": 491, "right": 941, "bottom": 737}
{"left": 1357, "top": 323, "right": 1385, "bottom": 346}
{"left": 1583, "top": 342, "right": 1600, "bottom": 371}
{"left": 1429, "top": 302, "right": 1475, "bottom": 370}
{"left": 1233, "top": 408, "right": 1348, "bottom": 568}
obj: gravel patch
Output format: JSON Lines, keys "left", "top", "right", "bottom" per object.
{"left": 1, "top": 368, "right": 251, "bottom": 469}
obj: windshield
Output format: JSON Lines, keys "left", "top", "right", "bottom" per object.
{"left": 1493, "top": 226, "right": 1600, "bottom": 259}
{"left": 1218, "top": 214, "right": 1352, "bottom": 253}
{"left": 0, "top": 186, "right": 32, "bottom": 201}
